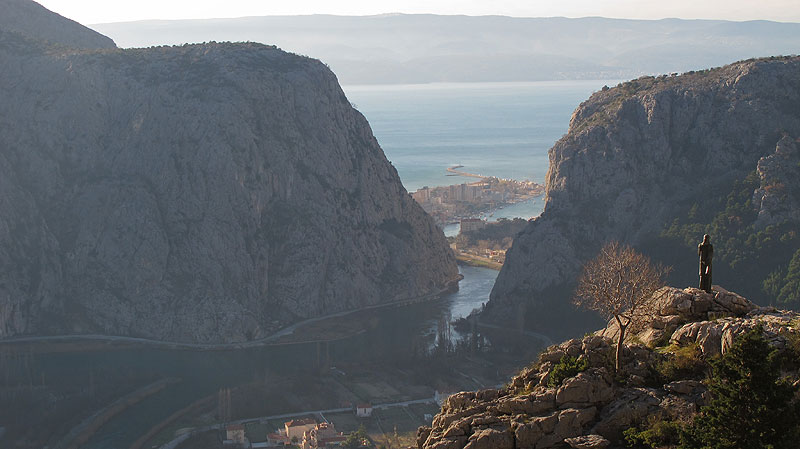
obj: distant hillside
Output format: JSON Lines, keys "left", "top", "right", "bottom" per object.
{"left": 91, "top": 14, "right": 800, "bottom": 84}
{"left": 486, "top": 56, "right": 800, "bottom": 340}
{"left": 0, "top": 0, "right": 114, "bottom": 49}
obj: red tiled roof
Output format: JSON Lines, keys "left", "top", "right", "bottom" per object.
{"left": 227, "top": 424, "right": 245, "bottom": 431}
{"left": 286, "top": 418, "right": 317, "bottom": 427}
{"left": 356, "top": 403, "right": 372, "bottom": 409}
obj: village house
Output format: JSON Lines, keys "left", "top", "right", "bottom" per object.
{"left": 301, "top": 422, "right": 347, "bottom": 449}
{"left": 266, "top": 431, "right": 290, "bottom": 446}
{"left": 225, "top": 423, "right": 249, "bottom": 447}
{"left": 285, "top": 418, "right": 317, "bottom": 443}
{"left": 355, "top": 403, "right": 373, "bottom": 418}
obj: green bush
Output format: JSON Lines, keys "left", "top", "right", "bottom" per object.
{"left": 680, "top": 327, "right": 800, "bottom": 449}
{"left": 547, "top": 355, "right": 589, "bottom": 388}
{"left": 655, "top": 344, "right": 707, "bottom": 382}
{"left": 624, "top": 418, "right": 682, "bottom": 448}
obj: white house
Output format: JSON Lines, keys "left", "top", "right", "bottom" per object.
{"left": 355, "top": 403, "right": 373, "bottom": 418}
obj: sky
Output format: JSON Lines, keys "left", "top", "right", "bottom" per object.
{"left": 34, "top": 0, "right": 800, "bottom": 24}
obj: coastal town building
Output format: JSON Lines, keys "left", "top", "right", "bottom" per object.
{"left": 411, "top": 186, "right": 431, "bottom": 203}
{"left": 300, "top": 422, "right": 347, "bottom": 449}
{"left": 459, "top": 218, "right": 486, "bottom": 233}
{"left": 410, "top": 175, "right": 544, "bottom": 227}
{"left": 225, "top": 423, "right": 248, "bottom": 446}
{"left": 285, "top": 418, "right": 317, "bottom": 442}
{"left": 355, "top": 403, "right": 373, "bottom": 417}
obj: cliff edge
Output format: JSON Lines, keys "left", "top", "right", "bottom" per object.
{"left": 0, "top": 8, "right": 458, "bottom": 343}
{"left": 487, "top": 56, "right": 800, "bottom": 338}
{"left": 0, "top": 0, "right": 115, "bottom": 49}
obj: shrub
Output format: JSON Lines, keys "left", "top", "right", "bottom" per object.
{"left": 680, "top": 327, "right": 800, "bottom": 449}
{"left": 547, "top": 355, "right": 589, "bottom": 388}
{"left": 655, "top": 344, "right": 707, "bottom": 382}
{"left": 624, "top": 417, "right": 682, "bottom": 449}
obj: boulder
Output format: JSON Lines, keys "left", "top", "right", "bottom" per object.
{"left": 564, "top": 434, "right": 611, "bottom": 449}
{"left": 497, "top": 392, "right": 555, "bottom": 416}
{"left": 556, "top": 370, "right": 615, "bottom": 407}
{"left": 591, "top": 389, "right": 660, "bottom": 440}
{"left": 462, "top": 429, "right": 513, "bottom": 449}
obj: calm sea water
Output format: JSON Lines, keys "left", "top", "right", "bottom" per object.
{"left": 343, "top": 80, "right": 618, "bottom": 194}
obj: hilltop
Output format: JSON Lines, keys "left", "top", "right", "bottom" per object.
{"left": 0, "top": 0, "right": 114, "bottom": 49}
{"left": 0, "top": 1, "right": 459, "bottom": 343}
{"left": 486, "top": 56, "right": 800, "bottom": 339}
{"left": 419, "top": 286, "right": 800, "bottom": 449}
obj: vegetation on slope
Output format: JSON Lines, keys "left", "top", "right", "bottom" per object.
{"left": 662, "top": 171, "right": 800, "bottom": 307}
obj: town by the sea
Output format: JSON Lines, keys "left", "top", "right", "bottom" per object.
{"left": 343, "top": 80, "right": 619, "bottom": 234}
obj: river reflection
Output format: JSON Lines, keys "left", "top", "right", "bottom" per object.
{"left": 74, "top": 266, "right": 512, "bottom": 448}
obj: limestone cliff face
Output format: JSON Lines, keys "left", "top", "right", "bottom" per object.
{"left": 487, "top": 57, "right": 800, "bottom": 336}
{"left": 0, "top": 28, "right": 458, "bottom": 342}
{"left": 0, "top": 0, "right": 115, "bottom": 49}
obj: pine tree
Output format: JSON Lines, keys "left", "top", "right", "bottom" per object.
{"left": 680, "top": 326, "right": 800, "bottom": 449}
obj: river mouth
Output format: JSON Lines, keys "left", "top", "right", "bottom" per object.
{"left": 1, "top": 266, "right": 550, "bottom": 449}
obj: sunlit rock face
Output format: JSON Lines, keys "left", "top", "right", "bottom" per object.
{"left": 0, "top": 4, "right": 458, "bottom": 343}
{"left": 487, "top": 56, "right": 800, "bottom": 338}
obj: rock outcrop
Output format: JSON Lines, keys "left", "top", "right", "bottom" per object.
{"left": 486, "top": 56, "right": 800, "bottom": 338}
{"left": 0, "top": 4, "right": 459, "bottom": 342}
{"left": 419, "top": 287, "right": 800, "bottom": 449}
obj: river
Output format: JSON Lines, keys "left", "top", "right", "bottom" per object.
{"left": 65, "top": 266, "right": 508, "bottom": 448}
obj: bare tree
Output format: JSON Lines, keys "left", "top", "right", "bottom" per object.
{"left": 573, "top": 241, "right": 670, "bottom": 372}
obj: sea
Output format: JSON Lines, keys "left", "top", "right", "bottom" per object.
{"left": 343, "top": 80, "right": 619, "bottom": 234}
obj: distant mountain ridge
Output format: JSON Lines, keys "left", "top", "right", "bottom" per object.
{"left": 91, "top": 14, "right": 800, "bottom": 84}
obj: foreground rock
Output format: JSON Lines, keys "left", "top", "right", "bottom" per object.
{"left": 419, "top": 287, "right": 799, "bottom": 449}
{"left": 0, "top": 3, "right": 458, "bottom": 343}
{"left": 486, "top": 56, "right": 800, "bottom": 338}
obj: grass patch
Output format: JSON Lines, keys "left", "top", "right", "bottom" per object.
{"left": 655, "top": 343, "right": 708, "bottom": 383}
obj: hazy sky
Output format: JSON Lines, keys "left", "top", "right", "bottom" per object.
{"left": 35, "top": 0, "right": 800, "bottom": 24}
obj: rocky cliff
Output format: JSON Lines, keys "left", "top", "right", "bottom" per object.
{"left": 0, "top": 5, "right": 458, "bottom": 343}
{"left": 0, "top": 0, "right": 115, "bottom": 49}
{"left": 419, "top": 287, "right": 800, "bottom": 449}
{"left": 487, "top": 56, "right": 800, "bottom": 338}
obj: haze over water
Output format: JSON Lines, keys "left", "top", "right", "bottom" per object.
{"left": 343, "top": 80, "right": 619, "bottom": 194}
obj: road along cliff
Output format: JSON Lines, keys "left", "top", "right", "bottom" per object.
{"left": 0, "top": 2, "right": 459, "bottom": 343}
{"left": 486, "top": 56, "right": 800, "bottom": 339}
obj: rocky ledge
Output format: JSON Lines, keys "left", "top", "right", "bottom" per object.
{"left": 418, "top": 286, "right": 799, "bottom": 449}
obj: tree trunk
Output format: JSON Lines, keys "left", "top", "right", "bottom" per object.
{"left": 615, "top": 315, "right": 627, "bottom": 373}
